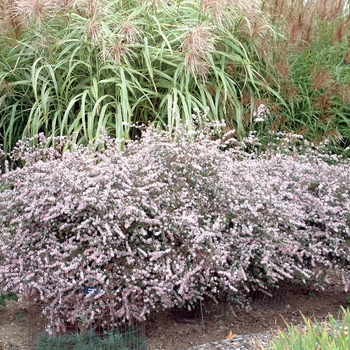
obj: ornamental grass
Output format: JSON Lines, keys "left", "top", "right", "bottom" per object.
{"left": 268, "top": 307, "right": 350, "bottom": 350}
{"left": 1, "top": 0, "right": 350, "bottom": 154}
{"left": 0, "top": 0, "right": 269, "bottom": 153}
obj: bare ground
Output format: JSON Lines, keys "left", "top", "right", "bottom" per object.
{"left": 0, "top": 277, "right": 348, "bottom": 350}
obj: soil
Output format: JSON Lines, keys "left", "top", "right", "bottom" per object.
{"left": 0, "top": 278, "right": 348, "bottom": 350}
{"left": 146, "top": 281, "right": 348, "bottom": 349}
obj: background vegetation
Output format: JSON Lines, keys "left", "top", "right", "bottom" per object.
{"left": 0, "top": 0, "right": 349, "bottom": 154}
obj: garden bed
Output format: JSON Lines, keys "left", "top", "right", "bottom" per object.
{"left": 0, "top": 279, "right": 347, "bottom": 350}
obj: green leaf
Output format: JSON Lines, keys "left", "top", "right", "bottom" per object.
{"left": 6, "top": 292, "right": 18, "bottom": 302}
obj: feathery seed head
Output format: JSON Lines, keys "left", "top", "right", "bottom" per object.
{"left": 12, "top": 0, "right": 57, "bottom": 22}
{"left": 101, "top": 39, "right": 129, "bottom": 64}
{"left": 181, "top": 24, "right": 215, "bottom": 77}
{"left": 119, "top": 21, "right": 143, "bottom": 44}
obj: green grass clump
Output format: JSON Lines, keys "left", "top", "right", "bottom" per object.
{"left": 0, "top": 0, "right": 270, "bottom": 153}
{"left": 268, "top": 307, "right": 350, "bottom": 350}
{"left": 1, "top": 0, "right": 350, "bottom": 155}
{"left": 260, "top": 0, "right": 350, "bottom": 154}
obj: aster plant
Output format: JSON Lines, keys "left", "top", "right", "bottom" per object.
{"left": 0, "top": 118, "right": 349, "bottom": 334}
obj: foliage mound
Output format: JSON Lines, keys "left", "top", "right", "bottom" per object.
{"left": 0, "top": 120, "right": 349, "bottom": 334}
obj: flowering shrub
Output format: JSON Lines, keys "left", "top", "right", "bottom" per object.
{"left": 0, "top": 124, "right": 349, "bottom": 334}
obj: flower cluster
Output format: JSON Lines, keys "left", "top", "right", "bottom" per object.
{"left": 253, "top": 104, "right": 270, "bottom": 122}
{"left": 0, "top": 125, "right": 349, "bottom": 334}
